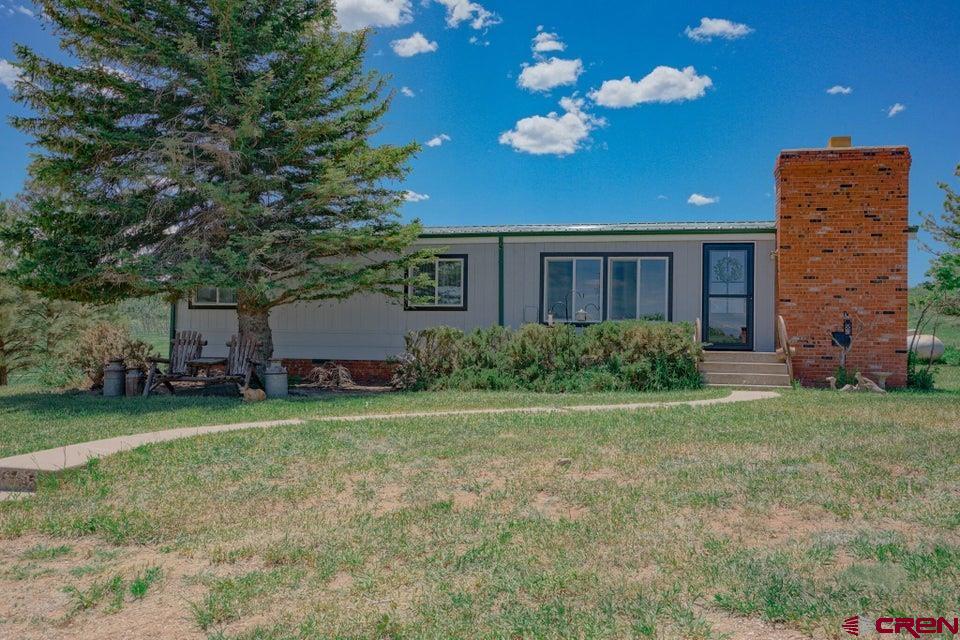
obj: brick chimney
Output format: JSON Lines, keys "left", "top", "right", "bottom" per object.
{"left": 774, "top": 139, "right": 911, "bottom": 387}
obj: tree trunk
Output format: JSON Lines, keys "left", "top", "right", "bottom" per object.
{"left": 236, "top": 295, "right": 274, "bottom": 368}
{"left": 0, "top": 366, "right": 8, "bottom": 386}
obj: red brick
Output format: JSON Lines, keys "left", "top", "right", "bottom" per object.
{"left": 282, "top": 359, "right": 396, "bottom": 385}
{"left": 775, "top": 146, "right": 910, "bottom": 387}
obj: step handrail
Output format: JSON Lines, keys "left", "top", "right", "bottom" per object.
{"left": 776, "top": 314, "right": 794, "bottom": 381}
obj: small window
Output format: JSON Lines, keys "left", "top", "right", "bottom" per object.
{"left": 191, "top": 287, "right": 237, "bottom": 308}
{"left": 407, "top": 255, "right": 467, "bottom": 310}
{"left": 543, "top": 257, "right": 603, "bottom": 323}
{"left": 608, "top": 257, "right": 669, "bottom": 321}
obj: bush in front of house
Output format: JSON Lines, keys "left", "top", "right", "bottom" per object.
{"left": 391, "top": 321, "right": 702, "bottom": 392}
{"left": 68, "top": 322, "right": 159, "bottom": 389}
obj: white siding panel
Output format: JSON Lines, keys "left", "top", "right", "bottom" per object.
{"left": 176, "top": 235, "right": 777, "bottom": 359}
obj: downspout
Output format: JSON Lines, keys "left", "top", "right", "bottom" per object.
{"left": 497, "top": 235, "right": 505, "bottom": 327}
{"left": 168, "top": 299, "right": 177, "bottom": 360}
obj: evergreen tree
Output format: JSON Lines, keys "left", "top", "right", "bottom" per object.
{"left": 3, "top": 0, "right": 429, "bottom": 362}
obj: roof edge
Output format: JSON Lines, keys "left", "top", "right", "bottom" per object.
{"left": 419, "top": 224, "right": 777, "bottom": 239}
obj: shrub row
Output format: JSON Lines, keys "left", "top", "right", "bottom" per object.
{"left": 391, "top": 321, "right": 703, "bottom": 393}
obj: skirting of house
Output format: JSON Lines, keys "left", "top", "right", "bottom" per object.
{"left": 283, "top": 359, "right": 397, "bottom": 385}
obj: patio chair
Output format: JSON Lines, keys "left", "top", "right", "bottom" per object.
{"left": 143, "top": 331, "right": 207, "bottom": 396}
{"left": 222, "top": 334, "right": 263, "bottom": 391}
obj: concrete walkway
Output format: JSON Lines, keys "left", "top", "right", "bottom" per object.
{"left": 0, "top": 390, "right": 778, "bottom": 496}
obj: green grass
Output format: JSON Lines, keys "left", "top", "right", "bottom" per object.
{"left": 1, "top": 386, "right": 958, "bottom": 639}
{"left": 0, "top": 386, "right": 723, "bottom": 458}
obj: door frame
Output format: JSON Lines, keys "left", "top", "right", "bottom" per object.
{"left": 702, "top": 243, "right": 755, "bottom": 351}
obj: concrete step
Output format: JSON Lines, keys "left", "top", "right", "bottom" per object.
{"left": 704, "top": 383, "right": 792, "bottom": 390}
{"left": 701, "top": 371, "right": 792, "bottom": 387}
{"left": 700, "top": 361, "right": 789, "bottom": 375}
{"left": 701, "top": 350, "right": 784, "bottom": 364}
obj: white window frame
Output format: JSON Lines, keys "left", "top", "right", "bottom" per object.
{"left": 406, "top": 255, "right": 467, "bottom": 310}
{"left": 542, "top": 256, "right": 604, "bottom": 324}
{"left": 607, "top": 256, "right": 671, "bottom": 322}
{"left": 190, "top": 287, "right": 237, "bottom": 308}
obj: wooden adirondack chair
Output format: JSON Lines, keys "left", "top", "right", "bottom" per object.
{"left": 223, "top": 334, "right": 262, "bottom": 391}
{"left": 143, "top": 331, "right": 207, "bottom": 396}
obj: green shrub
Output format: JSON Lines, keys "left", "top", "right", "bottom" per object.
{"left": 392, "top": 321, "right": 702, "bottom": 393}
{"left": 504, "top": 324, "right": 583, "bottom": 386}
{"left": 906, "top": 352, "right": 936, "bottom": 390}
{"left": 833, "top": 366, "right": 858, "bottom": 388}
{"left": 390, "top": 326, "right": 464, "bottom": 390}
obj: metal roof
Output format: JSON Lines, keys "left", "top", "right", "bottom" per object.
{"left": 420, "top": 220, "right": 776, "bottom": 237}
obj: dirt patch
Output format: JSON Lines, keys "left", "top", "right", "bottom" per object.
{"left": 0, "top": 535, "right": 208, "bottom": 640}
{"left": 374, "top": 483, "right": 405, "bottom": 515}
{"left": 696, "top": 606, "right": 812, "bottom": 640}
{"left": 451, "top": 490, "right": 480, "bottom": 510}
{"left": 704, "top": 505, "right": 842, "bottom": 546}
{"left": 531, "top": 491, "right": 586, "bottom": 521}
{"left": 327, "top": 570, "right": 354, "bottom": 591}
{"left": 565, "top": 467, "right": 623, "bottom": 482}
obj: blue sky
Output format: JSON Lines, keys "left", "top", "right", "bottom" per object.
{"left": 1, "top": 1, "right": 958, "bottom": 284}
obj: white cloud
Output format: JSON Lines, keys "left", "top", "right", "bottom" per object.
{"left": 590, "top": 66, "right": 712, "bottom": 108}
{"left": 518, "top": 57, "right": 584, "bottom": 93}
{"left": 12, "top": 4, "right": 33, "bottom": 17}
{"left": 0, "top": 59, "right": 21, "bottom": 90}
{"left": 687, "top": 193, "right": 719, "bottom": 206}
{"left": 826, "top": 85, "right": 852, "bottom": 95}
{"left": 425, "top": 133, "right": 451, "bottom": 147}
{"left": 404, "top": 190, "right": 430, "bottom": 202}
{"left": 431, "top": 0, "right": 500, "bottom": 30}
{"left": 532, "top": 31, "right": 566, "bottom": 53}
{"left": 391, "top": 32, "right": 438, "bottom": 57}
{"left": 685, "top": 17, "right": 753, "bottom": 42}
{"left": 499, "top": 96, "right": 605, "bottom": 156}
{"left": 400, "top": 86, "right": 415, "bottom": 97}
{"left": 335, "top": 0, "right": 412, "bottom": 31}
{"left": 657, "top": 194, "right": 668, "bottom": 200}
{"left": 887, "top": 102, "right": 906, "bottom": 117}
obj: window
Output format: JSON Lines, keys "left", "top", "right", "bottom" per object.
{"left": 540, "top": 253, "right": 672, "bottom": 325}
{"left": 407, "top": 255, "right": 467, "bottom": 310}
{"left": 191, "top": 287, "right": 237, "bottom": 308}
{"left": 543, "top": 257, "right": 603, "bottom": 323}
{"left": 608, "top": 257, "right": 669, "bottom": 321}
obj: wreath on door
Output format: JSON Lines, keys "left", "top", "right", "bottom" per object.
{"left": 713, "top": 256, "right": 744, "bottom": 285}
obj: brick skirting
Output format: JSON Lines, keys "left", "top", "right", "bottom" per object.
{"left": 282, "top": 359, "right": 397, "bottom": 385}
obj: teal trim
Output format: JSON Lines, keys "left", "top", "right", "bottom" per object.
{"left": 419, "top": 227, "right": 777, "bottom": 239}
{"left": 168, "top": 300, "right": 176, "bottom": 359}
{"left": 497, "top": 235, "right": 504, "bottom": 326}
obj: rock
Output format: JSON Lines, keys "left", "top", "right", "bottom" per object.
{"left": 907, "top": 333, "right": 945, "bottom": 362}
{"left": 855, "top": 372, "right": 887, "bottom": 394}
{"left": 555, "top": 458, "right": 573, "bottom": 469}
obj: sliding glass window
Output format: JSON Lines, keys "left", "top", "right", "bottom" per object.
{"left": 543, "top": 257, "right": 603, "bottom": 323}
{"left": 608, "top": 257, "right": 669, "bottom": 321}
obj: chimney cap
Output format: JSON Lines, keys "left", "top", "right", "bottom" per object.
{"left": 828, "top": 135, "right": 852, "bottom": 148}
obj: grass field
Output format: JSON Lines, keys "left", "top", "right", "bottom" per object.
{"left": 1, "top": 386, "right": 959, "bottom": 639}
{"left": 0, "top": 386, "right": 724, "bottom": 459}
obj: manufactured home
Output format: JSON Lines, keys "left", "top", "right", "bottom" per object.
{"left": 176, "top": 139, "right": 914, "bottom": 387}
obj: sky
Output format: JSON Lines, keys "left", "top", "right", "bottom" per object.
{"left": 1, "top": 1, "right": 958, "bottom": 285}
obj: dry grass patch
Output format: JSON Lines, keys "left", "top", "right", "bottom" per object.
{"left": 1, "top": 389, "right": 958, "bottom": 638}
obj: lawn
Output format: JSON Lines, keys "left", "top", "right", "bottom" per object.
{"left": 0, "top": 386, "right": 724, "bottom": 459}
{"left": 1, "top": 387, "right": 959, "bottom": 639}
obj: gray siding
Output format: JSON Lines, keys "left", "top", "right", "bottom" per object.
{"left": 176, "top": 234, "right": 776, "bottom": 359}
